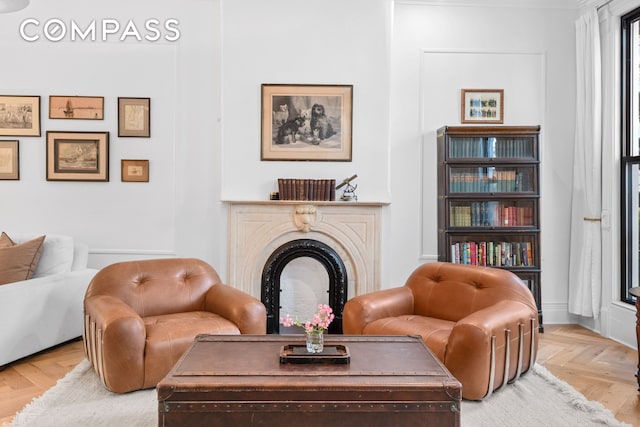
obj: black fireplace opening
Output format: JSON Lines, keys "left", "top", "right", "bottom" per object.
{"left": 261, "top": 239, "right": 348, "bottom": 334}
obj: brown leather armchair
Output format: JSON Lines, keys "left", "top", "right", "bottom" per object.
{"left": 83, "top": 258, "right": 266, "bottom": 393}
{"left": 343, "top": 262, "right": 538, "bottom": 400}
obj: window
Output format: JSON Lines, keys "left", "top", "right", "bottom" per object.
{"left": 621, "top": 8, "right": 640, "bottom": 303}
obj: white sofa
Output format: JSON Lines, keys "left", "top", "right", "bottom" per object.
{"left": 0, "top": 233, "right": 98, "bottom": 366}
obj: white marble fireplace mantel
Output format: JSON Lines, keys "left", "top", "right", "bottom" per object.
{"left": 225, "top": 200, "right": 389, "bottom": 301}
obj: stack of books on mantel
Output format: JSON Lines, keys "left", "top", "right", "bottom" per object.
{"left": 277, "top": 178, "right": 336, "bottom": 201}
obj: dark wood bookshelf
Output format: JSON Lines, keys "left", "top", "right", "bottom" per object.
{"left": 437, "top": 125, "right": 543, "bottom": 331}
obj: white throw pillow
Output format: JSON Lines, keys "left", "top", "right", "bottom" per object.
{"left": 10, "top": 233, "right": 74, "bottom": 278}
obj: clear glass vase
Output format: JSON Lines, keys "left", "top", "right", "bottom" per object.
{"left": 305, "top": 330, "right": 324, "bottom": 353}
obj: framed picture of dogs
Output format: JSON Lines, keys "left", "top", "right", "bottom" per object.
{"left": 261, "top": 84, "right": 353, "bottom": 161}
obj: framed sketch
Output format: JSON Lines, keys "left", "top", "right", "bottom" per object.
{"left": 0, "top": 95, "right": 40, "bottom": 136}
{"left": 46, "top": 131, "right": 109, "bottom": 181}
{"left": 121, "top": 159, "right": 149, "bottom": 182}
{"left": 118, "top": 97, "right": 150, "bottom": 137}
{"left": 49, "top": 96, "right": 104, "bottom": 120}
{"left": 261, "top": 84, "right": 353, "bottom": 161}
{"left": 461, "top": 89, "right": 504, "bottom": 124}
{"left": 0, "top": 140, "right": 19, "bottom": 180}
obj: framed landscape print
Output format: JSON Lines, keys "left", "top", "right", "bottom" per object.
{"left": 46, "top": 131, "right": 109, "bottom": 181}
{"left": 261, "top": 84, "right": 353, "bottom": 161}
{"left": 461, "top": 89, "right": 504, "bottom": 124}
{"left": 0, "top": 95, "right": 40, "bottom": 136}
{"left": 118, "top": 97, "right": 150, "bottom": 137}
{"left": 0, "top": 140, "right": 19, "bottom": 180}
{"left": 49, "top": 96, "right": 104, "bottom": 120}
{"left": 121, "top": 159, "right": 149, "bottom": 182}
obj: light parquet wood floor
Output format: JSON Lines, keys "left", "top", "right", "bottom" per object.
{"left": 536, "top": 324, "right": 640, "bottom": 426}
{"left": 0, "top": 325, "right": 638, "bottom": 426}
{"left": 0, "top": 339, "right": 85, "bottom": 426}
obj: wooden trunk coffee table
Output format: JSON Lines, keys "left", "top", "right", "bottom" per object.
{"left": 157, "top": 334, "right": 461, "bottom": 427}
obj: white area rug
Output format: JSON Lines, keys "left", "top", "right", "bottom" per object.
{"left": 5, "top": 360, "right": 630, "bottom": 427}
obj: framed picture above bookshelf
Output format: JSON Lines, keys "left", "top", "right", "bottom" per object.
{"left": 460, "top": 89, "right": 504, "bottom": 124}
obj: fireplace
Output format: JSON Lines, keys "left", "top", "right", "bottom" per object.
{"left": 226, "top": 201, "right": 386, "bottom": 334}
{"left": 261, "top": 238, "right": 348, "bottom": 333}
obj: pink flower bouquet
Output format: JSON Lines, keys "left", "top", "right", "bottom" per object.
{"left": 280, "top": 303, "right": 335, "bottom": 333}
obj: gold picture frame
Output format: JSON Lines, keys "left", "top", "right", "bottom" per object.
{"left": 121, "top": 159, "right": 149, "bottom": 182}
{"left": 118, "top": 97, "right": 150, "bottom": 137}
{"left": 46, "top": 131, "right": 109, "bottom": 181}
{"left": 261, "top": 84, "right": 353, "bottom": 161}
{"left": 461, "top": 89, "right": 504, "bottom": 124}
{"left": 0, "top": 140, "right": 19, "bottom": 180}
{"left": 0, "top": 95, "right": 41, "bottom": 137}
{"left": 49, "top": 96, "right": 104, "bottom": 120}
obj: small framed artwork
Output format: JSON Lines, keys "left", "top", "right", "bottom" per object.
{"left": 49, "top": 96, "right": 104, "bottom": 120}
{"left": 121, "top": 159, "right": 149, "bottom": 182}
{"left": 0, "top": 95, "right": 41, "bottom": 136}
{"left": 261, "top": 84, "right": 353, "bottom": 161}
{"left": 46, "top": 131, "right": 109, "bottom": 181}
{"left": 118, "top": 97, "right": 150, "bottom": 137}
{"left": 461, "top": 89, "right": 504, "bottom": 124}
{"left": 0, "top": 140, "right": 19, "bottom": 180}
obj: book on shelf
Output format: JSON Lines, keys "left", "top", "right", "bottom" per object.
{"left": 449, "top": 169, "right": 532, "bottom": 193}
{"left": 450, "top": 137, "right": 534, "bottom": 159}
{"left": 450, "top": 202, "right": 534, "bottom": 227}
{"left": 449, "top": 240, "right": 534, "bottom": 268}
{"left": 277, "top": 178, "right": 336, "bottom": 201}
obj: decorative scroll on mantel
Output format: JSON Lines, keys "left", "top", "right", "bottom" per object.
{"left": 225, "top": 200, "right": 389, "bottom": 300}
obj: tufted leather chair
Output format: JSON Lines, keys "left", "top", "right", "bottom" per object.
{"left": 343, "top": 262, "right": 538, "bottom": 400}
{"left": 83, "top": 258, "right": 266, "bottom": 393}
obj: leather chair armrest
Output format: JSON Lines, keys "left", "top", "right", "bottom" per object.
{"left": 204, "top": 284, "right": 267, "bottom": 334}
{"left": 343, "top": 286, "right": 414, "bottom": 334}
{"left": 445, "top": 300, "right": 539, "bottom": 400}
{"left": 84, "top": 295, "right": 146, "bottom": 393}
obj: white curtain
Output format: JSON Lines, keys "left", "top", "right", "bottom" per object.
{"left": 568, "top": 9, "right": 602, "bottom": 318}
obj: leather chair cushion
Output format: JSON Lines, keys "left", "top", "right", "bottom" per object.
{"left": 142, "top": 311, "right": 241, "bottom": 388}
{"left": 363, "top": 315, "right": 455, "bottom": 361}
{"left": 86, "top": 259, "right": 224, "bottom": 318}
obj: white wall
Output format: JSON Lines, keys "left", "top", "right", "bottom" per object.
{"left": 220, "top": 0, "right": 392, "bottom": 202}
{"left": 0, "top": 0, "right": 394, "bottom": 279}
{"left": 3, "top": 0, "right": 620, "bottom": 340}
{"left": 0, "top": 0, "right": 224, "bottom": 268}
{"left": 390, "top": 1, "right": 579, "bottom": 324}
{"left": 218, "top": 0, "right": 394, "bottom": 286}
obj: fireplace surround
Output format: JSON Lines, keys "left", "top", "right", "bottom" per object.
{"left": 226, "top": 201, "right": 386, "bottom": 333}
